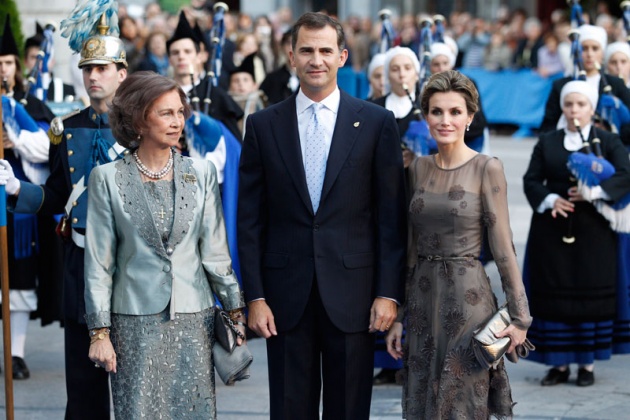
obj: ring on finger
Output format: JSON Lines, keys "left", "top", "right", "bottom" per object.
{"left": 94, "top": 363, "right": 100, "bottom": 368}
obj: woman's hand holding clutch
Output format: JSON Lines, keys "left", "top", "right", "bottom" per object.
{"left": 494, "top": 324, "right": 528, "bottom": 356}
{"left": 385, "top": 322, "right": 404, "bottom": 360}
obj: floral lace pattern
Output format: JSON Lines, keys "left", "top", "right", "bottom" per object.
{"left": 402, "top": 154, "right": 531, "bottom": 419}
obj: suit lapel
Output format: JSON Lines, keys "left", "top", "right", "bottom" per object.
{"left": 271, "top": 95, "right": 314, "bottom": 213}
{"left": 320, "top": 92, "right": 363, "bottom": 204}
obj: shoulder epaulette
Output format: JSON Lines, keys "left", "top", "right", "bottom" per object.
{"left": 48, "top": 109, "right": 81, "bottom": 145}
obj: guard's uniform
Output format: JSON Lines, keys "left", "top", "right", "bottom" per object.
{"left": 11, "top": 107, "right": 124, "bottom": 419}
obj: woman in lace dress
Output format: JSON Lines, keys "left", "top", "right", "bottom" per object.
{"left": 386, "top": 70, "right": 531, "bottom": 419}
{"left": 84, "top": 72, "right": 246, "bottom": 419}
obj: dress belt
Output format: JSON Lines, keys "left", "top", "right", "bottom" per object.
{"left": 418, "top": 255, "right": 475, "bottom": 262}
{"left": 418, "top": 255, "right": 476, "bottom": 276}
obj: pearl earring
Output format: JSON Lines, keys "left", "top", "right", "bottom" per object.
{"left": 466, "top": 123, "right": 470, "bottom": 132}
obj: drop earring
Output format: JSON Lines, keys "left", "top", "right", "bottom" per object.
{"left": 466, "top": 123, "right": 470, "bottom": 132}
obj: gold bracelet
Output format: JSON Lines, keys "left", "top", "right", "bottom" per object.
{"left": 89, "top": 328, "right": 110, "bottom": 345}
{"left": 228, "top": 308, "right": 245, "bottom": 320}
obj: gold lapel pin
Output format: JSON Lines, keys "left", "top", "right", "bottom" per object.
{"left": 353, "top": 122, "right": 360, "bottom": 127}
{"left": 183, "top": 174, "right": 197, "bottom": 183}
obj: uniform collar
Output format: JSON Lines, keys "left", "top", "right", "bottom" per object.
{"left": 88, "top": 107, "right": 109, "bottom": 125}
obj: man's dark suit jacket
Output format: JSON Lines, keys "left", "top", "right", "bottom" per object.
{"left": 238, "top": 89, "right": 407, "bottom": 333}
{"left": 540, "top": 74, "right": 630, "bottom": 145}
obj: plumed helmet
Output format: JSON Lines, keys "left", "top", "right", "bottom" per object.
{"left": 79, "top": 14, "right": 127, "bottom": 68}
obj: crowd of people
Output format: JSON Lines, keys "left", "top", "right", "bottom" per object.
{"left": 0, "top": 0, "right": 628, "bottom": 419}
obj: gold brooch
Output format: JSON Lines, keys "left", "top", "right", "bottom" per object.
{"left": 183, "top": 173, "right": 197, "bottom": 183}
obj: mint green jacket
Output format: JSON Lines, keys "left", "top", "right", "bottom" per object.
{"left": 84, "top": 153, "right": 243, "bottom": 329}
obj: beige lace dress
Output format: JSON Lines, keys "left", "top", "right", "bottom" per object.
{"left": 401, "top": 154, "right": 532, "bottom": 419}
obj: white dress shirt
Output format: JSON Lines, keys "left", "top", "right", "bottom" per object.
{"left": 296, "top": 87, "right": 340, "bottom": 167}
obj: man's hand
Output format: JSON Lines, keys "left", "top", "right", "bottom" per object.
{"left": 247, "top": 300, "right": 277, "bottom": 339}
{"left": 368, "top": 297, "right": 397, "bottom": 333}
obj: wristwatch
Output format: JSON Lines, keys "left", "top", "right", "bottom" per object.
{"left": 89, "top": 328, "right": 110, "bottom": 343}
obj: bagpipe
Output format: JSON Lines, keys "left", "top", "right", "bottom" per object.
{"left": 566, "top": 0, "right": 630, "bottom": 134}
{"left": 566, "top": 118, "right": 630, "bottom": 234}
{"left": 568, "top": 29, "right": 586, "bottom": 81}
{"left": 595, "top": 61, "right": 630, "bottom": 133}
{"left": 623, "top": 1, "right": 630, "bottom": 44}
{"left": 401, "top": 16, "right": 438, "bottom": 155}
{"left": 2, "top": 93, "right": 41, "bottom": 139}
{"left": 432, "top": 14, "right": 446, "bottom": 44}
{"left": 418, "top": 17, "right": 433, "bottom": 93}
{"left": 186, "top": 1, "right": 228, "bottom": 157}
{"left": 2, "top": 78, "right": 41, "bottom": 140}
{"left": 184, "top": 3, "right": 241, "bottom": 282}
{"left": 202, "top": 2, "right": 228, "bottom": 115}
{"left": 183, "top": 2, "right": 230, "bottom": 160}
{"left": 560, "top": 1, "right": 630, "bottom": 238}
{"left": 24, "top": 23, "right": 56, "bottom": 104}
{"left": 378, "top": 9, "right": 395, "bottom": 54}
{"left": 568, "top": 0, "right": 585, "bottom": 28}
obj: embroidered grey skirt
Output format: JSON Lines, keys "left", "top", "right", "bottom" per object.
{"left": 110, "top": 306, "right": 216, "bottom": 419}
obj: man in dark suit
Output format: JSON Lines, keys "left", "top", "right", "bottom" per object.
{"left": 238, "top": 12, "right": 407, "bottom": 420}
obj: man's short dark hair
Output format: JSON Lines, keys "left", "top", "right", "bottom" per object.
{"left": 291, "top": 12, "right": 345, "bottom": 52}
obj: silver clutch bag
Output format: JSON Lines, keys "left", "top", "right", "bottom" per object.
{"left": 472, "top": 305, "right": 535, "bottom": 369}
{"left": 472, "top": 306, "right": 512, "bottom": 369}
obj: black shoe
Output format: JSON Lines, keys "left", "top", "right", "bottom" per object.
{"left": 12, "top": 357, "right": 30, "bottom": 380}
{"left": 577, "top": 368, "right": 595, "bottom": 386}
{"left": 373, "top": 368, "right": 397, "bottom": 385}
{"left": 541, "top": 367, "right": 570, "bottom": 386}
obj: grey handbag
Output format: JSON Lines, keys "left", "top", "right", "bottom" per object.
{"left": 213, "top": 307, "right": 253, "bottom": 386}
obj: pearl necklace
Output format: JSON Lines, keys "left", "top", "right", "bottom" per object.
{"left": 133, "top": 149, "right": 174, "bottom": 180}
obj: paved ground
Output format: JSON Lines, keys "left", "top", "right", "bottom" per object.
{"left": 0, "top": 135, "right": 629, "bottom": 419}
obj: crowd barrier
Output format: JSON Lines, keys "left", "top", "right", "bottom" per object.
{"left": 337, "top": 66, "right": 564, "bottom": 138}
